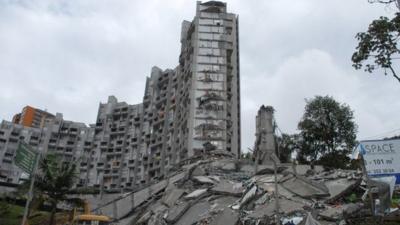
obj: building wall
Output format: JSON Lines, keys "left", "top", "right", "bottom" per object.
{"left": 184, "top": 1, "right": 241, "bottom": 157}
{"left": 0, "top": 114, "right": 92, "bottom": 184}
{"left": 254, "top": 106, "right": 277, "bottom": 165}
{"left": 0, "top": 121, "right": 42, "bottom": 183}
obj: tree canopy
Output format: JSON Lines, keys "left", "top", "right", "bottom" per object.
{"left": 34, "top": 154, "right": 77, "bottom": 225}
{"left": 276, "top": 133, "right": 299, "bottom": 163}
{"left": 297, "top": 96, "right": 358, "bottom": 168}
{"left": 352, "top": 0, "right": 400, "bottom": 82}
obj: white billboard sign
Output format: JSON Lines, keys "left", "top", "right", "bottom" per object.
{"left": 358, "top": 139, "right": 400, "bottom": 185}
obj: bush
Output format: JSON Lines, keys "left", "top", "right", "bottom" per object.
{"left": 0, "top": 200, "right": 10, "bottom": 216}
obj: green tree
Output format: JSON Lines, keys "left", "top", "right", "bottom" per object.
{"left": 34, "top": 154, "right": 77, "bottom": 225}
{"left": 276, "top": 133, "right": 299, "bottom": 163}
{"left": 352, "top": 0, "right": 400, "bottom": 82}
{"left": 241, "top": 151, "right": 253, "bottom": 160}
{"left": 297, "top": 96, "right": 357, "bottom": 168}
{"left": 367, "top": 0, "right": 398, "bottom": 5}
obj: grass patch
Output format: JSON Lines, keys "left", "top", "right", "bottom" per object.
{"left": 0, "top": 203, "right": 24, "bottom": 225}
{"left": 0, "top": 202, "right": 54, "bottom": 225}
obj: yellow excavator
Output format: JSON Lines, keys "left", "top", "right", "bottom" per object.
{"left": 68, "top": 200, "right": 112, "bottom": 225}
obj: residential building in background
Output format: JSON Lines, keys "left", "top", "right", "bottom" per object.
{"left": 12, "top": 105, "right": 55, "bottom": 128}
{"left": 0, "top": 114, "right": 92, "bottom": 184}
{"left": 0, "top": 1, "right": 240, "bottom": 191}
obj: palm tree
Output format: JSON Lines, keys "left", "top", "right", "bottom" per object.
{"left": 34, "top": 154, "right": 77, "bottom": 225}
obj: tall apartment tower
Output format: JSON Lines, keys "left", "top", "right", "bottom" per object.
{"left": 176, "top": 1, "right": 241, "bottom": 159}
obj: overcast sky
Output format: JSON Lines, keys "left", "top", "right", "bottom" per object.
{"left": 1, "top": 0, "right": 400, "bottom": 150}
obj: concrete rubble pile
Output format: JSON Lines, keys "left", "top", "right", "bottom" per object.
{"left": 90, "top": 153, "right": 386, "bottom": 225}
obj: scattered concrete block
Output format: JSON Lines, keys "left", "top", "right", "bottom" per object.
{"left": 185, "top": 188, "right": 208, "bottom": 199}
{"left": 175, "top": 201, "right": 211, "bottom": 225}
{"left": 211, "top": 180, "right": 244, "bottom": 197}
{"left": 165, "top": 201, "right": 191, "bottom": 223}
{"left": 193, "top": 176, "right": 216, "bottom": 185}
{"left": 282, "top": 176, "right": 329, "bottom": 199}
{"left": 324, "top": 178, "right": 360, "bottom": 203}
{"left": 162, "top": 184, "right": 185, "bottom": 207}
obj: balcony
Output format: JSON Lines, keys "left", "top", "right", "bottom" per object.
{"left": 195, "top": 123, "right": 223, "bottom": 131}
{"left": 193, "top": 135, "right": 224, "bottom": 141}
{"left": 198, "top": 93, "right": 225, "bottom": 106}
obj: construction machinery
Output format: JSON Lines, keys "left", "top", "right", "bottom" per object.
{"left": 68, "top": 200, "right": 112, "bottom": 225}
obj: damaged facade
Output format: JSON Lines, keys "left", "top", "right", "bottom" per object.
{"left": 0, "top": 1, "right": 241, "bottom": 191}
{"left": 253, "top": 105, "right": 279, "bottom": 166}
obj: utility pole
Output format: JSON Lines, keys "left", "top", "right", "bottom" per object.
{"left": 360, "top": 153, "right": 377, "bottom": 225}
{"left": 253, "top": 105, "right": 281, "bottom": 224}
{"left": 21, "top": 153, "right": 40, "bottom": 225}
{"left": 272, "top": 154, "right": 280, "bottom": 225}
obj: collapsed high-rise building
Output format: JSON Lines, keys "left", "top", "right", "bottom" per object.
{"left": 0, "top": 1, "right": 240, "bottom": 191}
{"left": 253, "top": 105, "right": 279, "bottom": 166}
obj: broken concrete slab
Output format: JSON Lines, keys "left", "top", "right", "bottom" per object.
{"left": 162, "top": 184, "right": 185, "bottom": 207}
{"left": 257, "top": 182, "right": 296, "bottom": 200}
{"left": 184, "top": 188, "right": 208, "bottom": 199}
{"left": 324, "top": 178, "right": 360, "bottom": 203}
{"left": 240, "top": 185, "right": 257, "bottom": 207}
{"left": 210, "top": 160, "right": 229, "bottom": 169}
{"left": 92, "top": 170, "right": 187, "bottom": 220}
{"left": 165, "top": 201, "right": 191, "bottom": 223}
{"left": 211, "top": 179, "right": 244, "bottom": 197}
{"left": 304, "top": 212, "right": 322, "bottom": 225}
{"left": 191, "top": 166, "right": 206, "bottom": 176}
{"left": 279, "top": 198, "right": 305, "bottom": 213}
{"left": 239, "top": 164, "right": 256, "bottom": 175}
{"left": 252, "top": 174, "right": 284, "bottom": 184}
{"left": 208, "top": 175, "right": 221, "bottom": 183}
{"left": 255, "top": 165, "right": 287, "bottom": 175}
{"left": 247, "top": 198, "right": 304, "bottom": 219}
{"left": 221, "top": 162, "right": 237, "bottom": 171}
{"left": 209, "top": 208, "right": 239, "bottom": 225}
{"left": 175, "top": 201, "right": 211, "bottom": 225}
{"left": 147, "top": 213, "right": 165, "bottom": 225}
{"left": 136, "top": 211, "right": 152, "bottom": 224}
{"left": 212, "top": 196, "right": 239, "bottom": 210}
{"left": 192, "top": 176, "right": 216, "bottom": 185}
{"left": 281, "top": 176, "right": 329, "bottom": 199}
{"left": 248, "top": 201, "right": 275, "bottom": 219}
{"left": 254, "top": 193, "right": 269, "bottom": 205}
{"left": 151, "top": 200, "right": 168, "bottom": 214}
{"left": 283, "top": 164, "right": 324, "bottom": 176}
{"left": 236, "top": 184, "right": 264, "bottom": 209}
{"left": 162, "top": 188, "right": 185, "bottom": 207}
{"left": 208, "top": 195, "right": 239, "bottom": 224}
{"left": 319, "top": 206, "right": 343, "bottom": 221}
{"left": 342, "top": 203, "right": 363, "bottom": 217}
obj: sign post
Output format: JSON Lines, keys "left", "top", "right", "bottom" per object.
{"left": 357, "top": 139, "right": 400, "bottom": 185}
{"left": 16, "top": 142, "right": 40, "bottom": 225}
{"left": 354, "top": 139, "right": 400, "bottom": 222}
{"left": 359, "top": 152, "right": 376, "bottom": 222}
